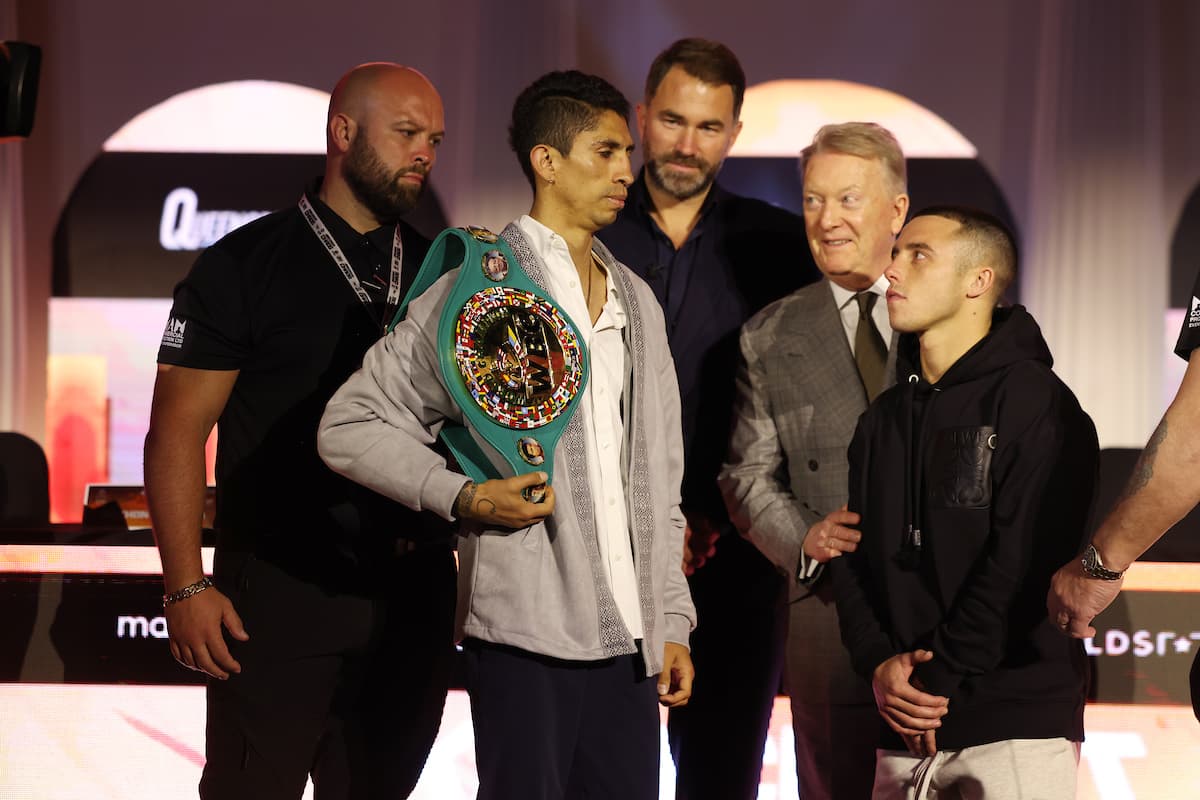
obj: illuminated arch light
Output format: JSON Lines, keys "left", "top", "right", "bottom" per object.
{"left": 103, "top": 80, "right": 329, "bottom": 154}
{"left": 731, "top": 79, "right": 976, "bottom": 159}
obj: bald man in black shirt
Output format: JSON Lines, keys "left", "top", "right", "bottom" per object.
{"left": 146, "top": 64, "right": 454, "bottom": 799}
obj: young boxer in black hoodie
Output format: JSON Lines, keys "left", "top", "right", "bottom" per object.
{"left": 832, "top": 206, "right": 1098, "bottom": 799}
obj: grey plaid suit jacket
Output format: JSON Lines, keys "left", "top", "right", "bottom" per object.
{"left": 720, "top": 278, "right": 897, "bottom": 602}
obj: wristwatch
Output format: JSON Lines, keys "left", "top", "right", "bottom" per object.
{"left": 1081, "top": 544, "right": 1125, "bottom": 581}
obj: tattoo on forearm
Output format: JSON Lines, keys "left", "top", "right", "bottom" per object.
{"left": 455, "top": 481, "right": 477, "bottom": 518}
{"left": 1118, "top": 419, "right": 1168, "bottom": 503}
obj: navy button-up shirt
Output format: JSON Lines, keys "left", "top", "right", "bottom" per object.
{"left": 600, "top": 173, "right": 820, "bottom": 524}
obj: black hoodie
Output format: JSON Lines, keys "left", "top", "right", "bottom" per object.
{"left": 832, "top": 305, "right": 1099, "bottom": 751}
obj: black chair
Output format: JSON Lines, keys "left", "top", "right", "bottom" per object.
{"left": 0, "top": 431, "right": 51, "bottom": 528}
{"left": 0, "top": 432, "right": 50, "bottom": 680}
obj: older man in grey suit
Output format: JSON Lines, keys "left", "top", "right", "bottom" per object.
{"left": 720, "top": 122, "right": 908, "bottom": 800}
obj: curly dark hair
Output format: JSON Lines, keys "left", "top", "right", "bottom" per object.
{"left": 509, "top": 70, "right": 630, "bottom": 189}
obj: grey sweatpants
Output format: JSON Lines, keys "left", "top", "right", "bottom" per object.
{"left": 872, "top": 737, "right": 1080, "bottom": 799}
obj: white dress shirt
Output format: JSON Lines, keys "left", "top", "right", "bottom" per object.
{"left": 516, "top": 215, "right": 644, "bottom": 639}
{"left": 829, "top": 273, "right": 893, "bottom": 353}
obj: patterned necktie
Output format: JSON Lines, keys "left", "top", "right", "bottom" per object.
{"left": 854, "top": 291, "right": 887, "bottom": 401}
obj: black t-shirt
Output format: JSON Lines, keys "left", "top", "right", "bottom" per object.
{"left": 1175, "top": 271, "right": 1200, "bottom": 359}
{"left": 157, "top": 190, "right": 443, "bottom": 585}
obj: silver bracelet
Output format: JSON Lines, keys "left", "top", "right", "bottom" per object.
{"left": 162, "top": 577, "right": 214, "bottom": 607}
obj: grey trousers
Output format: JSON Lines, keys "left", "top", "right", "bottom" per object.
{"left": 786, "top": 588, "right": 879, "bottom": 800}
{"left": 872, "top": 737, "right": 1080, "bottom": 800}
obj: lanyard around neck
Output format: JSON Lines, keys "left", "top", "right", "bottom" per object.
{"left": 299, "top": 195, "right": 402, "bottom": 332}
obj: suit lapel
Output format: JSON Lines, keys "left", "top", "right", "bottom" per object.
{"left": 781, "top": 281, "right": 866, "bottom": 402}
{"left": 783, "top": 280, "right": 903, "bottom": 396}
{"left": 883, "top": 330, "right": 901, "bottom": 389}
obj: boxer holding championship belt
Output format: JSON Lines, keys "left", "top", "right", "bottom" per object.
{"left": 392, "top": 225, "right": 589, "bottom": 502}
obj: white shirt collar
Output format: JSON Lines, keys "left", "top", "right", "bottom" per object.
{"left": 516, "top": 214, "right": 569, "bottom": 263}
{"left": 829, "top": 272, "right": 891, "bottom": 310}
{"left": 515, "top": 214, "right": 625, "bottom": 332}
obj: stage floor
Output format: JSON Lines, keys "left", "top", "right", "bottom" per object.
{"left": 2, "top": 685, "right": 1196, "bottom": 799}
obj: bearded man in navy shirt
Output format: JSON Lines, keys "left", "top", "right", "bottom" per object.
{"left": 601, "top": 38, "right": 818, "bottom": 800}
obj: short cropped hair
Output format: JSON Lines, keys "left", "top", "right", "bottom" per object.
{"left": 800, "top": 122, "right": 907, "bottom": 195}
{"left": 913, "top": 205, "right": 1018, "bottom": 298}
{"left": 644, "top": 38, "right": 747, "bottom": 120}
{"left": 508, "top": 70, "right": 630, "bottom": 189}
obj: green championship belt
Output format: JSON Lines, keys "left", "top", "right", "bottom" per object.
{"left": 391, "top": 226, "right": 589, "bottom": 501}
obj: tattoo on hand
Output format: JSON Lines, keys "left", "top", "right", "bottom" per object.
{"left": 477, "top": 499, "right": 497, "bottom": 516}
{"left": 1120, "top": 419, "right": 1168, "bottom": 501}
{"left": 455, "top": 481, "right": 477, "bottom": 518}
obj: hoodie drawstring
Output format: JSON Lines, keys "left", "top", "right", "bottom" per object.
{"left": 898, "top": 372, "right": 936, "bottom": 570}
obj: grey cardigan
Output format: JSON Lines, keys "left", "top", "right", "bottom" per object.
{"left": 317, "top": 223, "right": 695, "bottom": 677}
